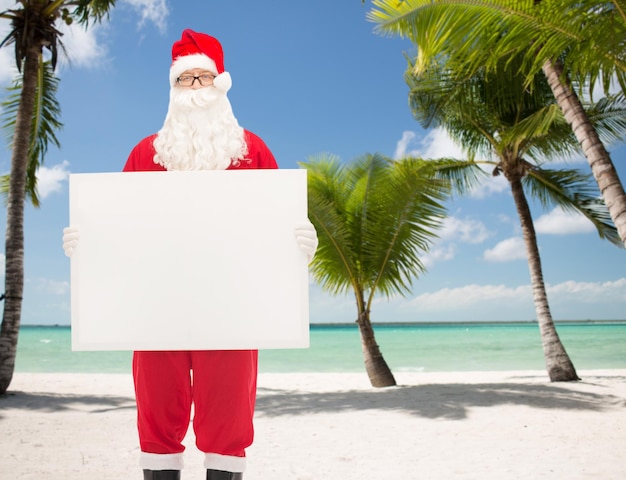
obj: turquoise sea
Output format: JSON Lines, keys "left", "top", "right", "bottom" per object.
{"left": 15, "top": 322, "right": 626, "bottom": 374}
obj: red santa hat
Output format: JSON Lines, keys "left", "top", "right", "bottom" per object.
{"left": 169, "top": 29, "right": 232, "bottom": 92}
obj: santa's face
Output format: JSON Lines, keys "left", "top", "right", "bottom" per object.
{"left": 152, "top": 69, "right": 247, "bottom": 171}
{"left": 174, "top": 68, "right": 216, "bottom": 89}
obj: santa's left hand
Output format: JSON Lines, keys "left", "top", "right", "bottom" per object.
{"left": 294, "top": 220, "right": 318, "bottom": 264}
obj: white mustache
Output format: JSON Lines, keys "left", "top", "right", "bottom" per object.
{"left": 171, "top": 87, "right": 221, "bottom": 109}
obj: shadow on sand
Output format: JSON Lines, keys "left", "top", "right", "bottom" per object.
{"left": 2, "top": 375, "right": 624, "bottom": 421}
{"left": 0, "top": 390, "right": 135, "bottom": 417}
{"left": 255, "top": 375, "right": 626, "bottom": 420}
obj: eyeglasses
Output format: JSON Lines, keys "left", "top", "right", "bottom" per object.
{"left": 176, "top": 73, "right": 216, "bottom": 87}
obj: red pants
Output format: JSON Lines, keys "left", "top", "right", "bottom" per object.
{"left": 133, "top": 350, "right": 258, "bottom": 461}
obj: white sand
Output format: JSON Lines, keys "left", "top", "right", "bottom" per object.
{"left": 2, "top": 370, "right": 625, "bottom": 479}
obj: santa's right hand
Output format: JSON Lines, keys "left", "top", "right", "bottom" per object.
{"left": 62, "top": 227, "right": 80, "bottom": 257}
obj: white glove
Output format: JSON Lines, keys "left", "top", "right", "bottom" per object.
{"left": 62, "top": 227, "right": 80, "bottom": 257}
{"left": 294, "top": 220, "right": 318, "bottom": 264}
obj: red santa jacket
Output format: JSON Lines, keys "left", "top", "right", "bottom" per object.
{"left": 123, "top": 130, "right": 278, "bottom": 172}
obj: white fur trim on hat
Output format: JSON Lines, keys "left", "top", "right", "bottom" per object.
{"left": 213, "top": 72, "right": 232, "bottom": 93}
{"left": 170, "top": 53, "right": 218, "bottom": 86}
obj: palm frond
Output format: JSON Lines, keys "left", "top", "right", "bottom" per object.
{"left": 366, "top": 157, "right": 449, "bottom": 302}
{"left": 0, "top": 3, "right": 64, "bottom": 71}
{"left": 66, "top": 0, "right": 117, "bottom": 26}
{"left": 501, "top": 104, "right": 581, "bottom": 161}
{"left": 524, "top": 167, "right": 623, "bottom": 247}
{"left": 584, "top": 92, "right": 626, "bottom": 146}
{"left": 369, "top": 0, "right": 626, "bottom": 96}
{"left": 406, "top": 49, "right": 582, "bottom": 163}
{"left": 426, "top": 158, "right": 491, "bottom": 197}
{"left": 1, "top": 58, "right": 62, "bottom": 206}
{"left": 299, "top": 155, "right": 360, "bottom": 296}
{"left": 300, "top": 153, "right": 451, "bottom": 305}
{"left": 1, "top": 1, "right": 116, "bottom": 73}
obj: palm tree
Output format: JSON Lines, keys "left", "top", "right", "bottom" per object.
{"left": 369, "top": 0, "right": 626, "bottom": 246}
{"left": 1, "top": 60, "right": 62, "bottom": 207}
{"left": 404, "top": 53, "right": 624, "bottom": 381}
{"left": 301, "top": 154, "right": 449, "bottom": 387}
{"left": 0, "top": 1, "right": 116, "bottom": 395}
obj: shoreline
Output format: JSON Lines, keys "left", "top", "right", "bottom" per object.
{"left": 18, "top": 319, "right": 626, "bottom": 328}
{"left": 2, "top": 369, "right": 625, "bottom": 479}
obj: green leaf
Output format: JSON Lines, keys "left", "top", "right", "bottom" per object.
{"left": 1, "top": 57, "right": 62, "bottom": 206}
{"left": 300, "top": 153, "right": 450, "bottom": 310}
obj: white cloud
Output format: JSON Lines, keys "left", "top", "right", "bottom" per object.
{"left": 57, "top": 23, "right": 109, "bottom": 70}
{"left": 35, "top": 278, "right": 70, "bottom": 296}
{"left": 308, "top": 284, "right": 354, "bottom": 324}
{"left": 0, "top": 2, "right": 108, "bottom": 74}
{"left": 122, "top": 0, "right": 169, "bottom": 33}
{"left": 394, "top": 128, "right": 466, "bottom": 160}
{"left": 0, "top": 48, "right": 17, "bottom": 84}
{"left": 0, "top": 1, "right": 19, "bottom": 84}
{"left": 548, "top": 278, "right": 626, "bottom": 302}
{"left": 534, "top": 207, "right": 595, "bottom": 235}
{"left": 394, "top": 130, "right": 509, "bottom": 198}
{"left": 404, "top": 283, "right": 532, "bottom": 311}
{"left": 1, "top": 1, "right": 170, "bottom": 80}
{"left": 467, "top": 174, "right": 509, "bottom": 199}
{"left": 36, "top": 161, "right": 70, "bottom": 199}
{"left": 402, "top": 278, "right": 626, "bottom": 312}
{"left": 422, "top": 244, "right": 456, "bottom": 269}
{"left": 439, "top": 216, "right": 490, "bottom": 244}
{"left": 422, "top": 216, "right": 491, "bottom": 268}
{"left": 0, "top": 1, "right": 16, "bottom": 12}
{"left": 393, "top": 131, "right": 416, "bottom": 159}
{"left": 483, "top": 237, "right": 526, "bottom": 262}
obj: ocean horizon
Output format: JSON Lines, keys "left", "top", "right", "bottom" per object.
{"left": 20, "top": 318, "right": 626, "bottom": 327}
{"left": 15, "top": 321, "right": 626, "bottom": 374}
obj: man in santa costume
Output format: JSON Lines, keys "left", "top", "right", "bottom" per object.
{"left": 63, "top": 29, "right": 318, "bottom": 480}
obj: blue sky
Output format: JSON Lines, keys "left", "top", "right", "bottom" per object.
{"left": 0, "top": 0, "right": 625, "bottom": 326}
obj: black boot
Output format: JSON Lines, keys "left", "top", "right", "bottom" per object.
{"left": 206, "top": 469, "right": 242, "bottom": 480}
{"left": 143, "top": 470, "right": 181, "bottom": 480}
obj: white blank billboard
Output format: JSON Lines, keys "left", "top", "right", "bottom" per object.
{"left": 69, "top": 169, "right": 309, "bottom": 351}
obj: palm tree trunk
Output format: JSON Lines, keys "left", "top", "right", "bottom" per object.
{"left": 509, "top": 177, "right": 579, "bottom": 382}
{"left": 0, "top": 47, "right": 40, "bottom": 395}
{"left": 542, "top": 59, "right": 626, "bottom": 246}
{"left": 356, "top": 309, "right": 396, "bottom": 387}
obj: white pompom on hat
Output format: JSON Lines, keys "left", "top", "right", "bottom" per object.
{"left": 169, "top": 29, "right": 232, "bottom": 93}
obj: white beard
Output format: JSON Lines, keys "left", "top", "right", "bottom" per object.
{"left": 153, "top": 87, "right": 247, "bottom": 170}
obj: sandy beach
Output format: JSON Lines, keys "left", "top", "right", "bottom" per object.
{"left": 2, "top": 369, "right": 625, "bottom": 479}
